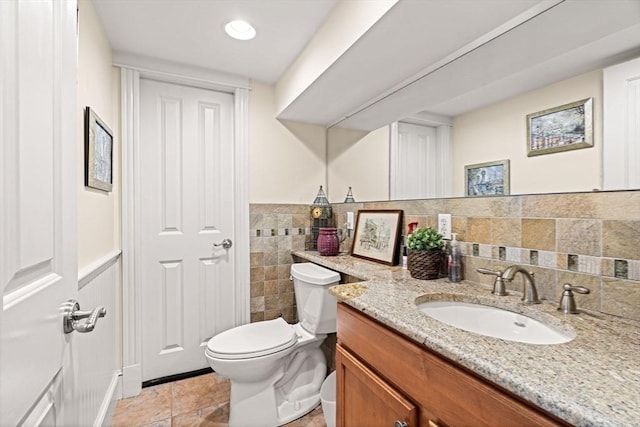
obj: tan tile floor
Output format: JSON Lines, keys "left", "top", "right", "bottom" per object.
{"left": 112, "top": 372, "right": 328, "bottom": 427}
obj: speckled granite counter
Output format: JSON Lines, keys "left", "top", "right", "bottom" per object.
{"left": 293, "top": 251, "right": 640, "bottom": 427}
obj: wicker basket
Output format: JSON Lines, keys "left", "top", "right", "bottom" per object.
{"left": 407, "top": 249, "right": 442, "bottom": 280}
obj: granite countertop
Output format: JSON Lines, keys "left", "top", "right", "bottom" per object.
{"left": 292, "top": 251, "right": 640, "bottom": 427}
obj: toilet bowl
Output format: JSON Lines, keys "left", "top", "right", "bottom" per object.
{"left": 205, "top": 263, "right": 339, "bottom": 427}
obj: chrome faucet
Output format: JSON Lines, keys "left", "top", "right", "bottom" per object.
{"left": 502, "top": 265, "right": 541, "bottom": 304}
{"left": 477, "top": 265, "right": 541, "bottom": 304}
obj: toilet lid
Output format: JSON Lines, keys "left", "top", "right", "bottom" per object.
{"left": 206, "top": 317, "right": 297, "bottom": 360}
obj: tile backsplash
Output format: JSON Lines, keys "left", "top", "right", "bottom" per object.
{"left": 251, "top": 190, "right": 639, "bottom": 323}
{"left": 249, "top": 204, "right": 310, "bottom": 323}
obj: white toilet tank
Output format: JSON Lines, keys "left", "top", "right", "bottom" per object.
{"left": 290, "top": 263, "right": 340, "bottom": 334}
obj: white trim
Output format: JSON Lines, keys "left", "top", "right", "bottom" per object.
{"left": 113, "top": 52, "right": 251, "bottom": 92}
{"left": 389, "top": 122, "right": 400, "bottom": 198}
{"left": 233, "top": 87, "right": 251, "bottom": 325}
{"left": 78, "top": 250, "right": 122, "bottom": 290}
{"left": 95, "top": 371, "right": 121, "bottom": 427}
{"left": 120, "top": 67, "right": 143, "bottom": 398}
{"left": 402, "top": 111, "right": 453, "bottom": 127}
{"left": 119, "top": 64, "right": 251, "bottom": 397}
{"left": 121, "top": 364, "right": 141, "bottom": 400}
{"left": 436, "top": 125, "right": 452, "bottom": 197}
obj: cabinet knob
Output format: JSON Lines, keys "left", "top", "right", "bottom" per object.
{"left": 394, "top": 422, "right": 408, "bottom": 427}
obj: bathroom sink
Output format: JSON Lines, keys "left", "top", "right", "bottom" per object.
{"left": 416, "top": 301, "right": 573, "bottom": 345}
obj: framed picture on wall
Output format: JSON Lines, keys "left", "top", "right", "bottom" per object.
{"left": 526, "top": 98, "right": 593, "bottom": 157}
{"left": 351, "top": 210, "right": 403, "bottom": 265}
{"left": 465, "top": 159, "right": 510, "bottom": 197}
{"left": 85, "top": 107, "right": 113, "bottom": 192}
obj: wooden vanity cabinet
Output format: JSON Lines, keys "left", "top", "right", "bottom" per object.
{"left": 336, "top": 303, "right": 566, "bottom": 427}
{"left": 336, "top": 344, "right": 418, "bottom": 427}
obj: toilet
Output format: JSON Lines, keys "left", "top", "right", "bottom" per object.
{"left": 205, "top": 263, "right": 339, "bottom": 427}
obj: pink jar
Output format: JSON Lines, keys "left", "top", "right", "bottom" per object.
{"left": 317, "top": 228, "right": 340, "bottom": 256}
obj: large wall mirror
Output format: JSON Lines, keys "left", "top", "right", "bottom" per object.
{"left": 323, "top": 1, "right": 640, "bottom": 203}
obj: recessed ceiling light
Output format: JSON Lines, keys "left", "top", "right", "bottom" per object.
{"left": 225, "top": 20, "right": 256, "bottom": 41}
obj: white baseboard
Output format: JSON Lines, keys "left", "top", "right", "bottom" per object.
{"left": 122, "top": 364, "right": 142, "bottom": 398}
{"left": 96, "top": 371, "right": 122, "bottom": 427}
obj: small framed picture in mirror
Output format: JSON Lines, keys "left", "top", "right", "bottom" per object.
{"left": 526, "top": 98, "right": 593, "bottom": 157}
{"left": 465, "top": 159, "right": 510, "bottom": 197}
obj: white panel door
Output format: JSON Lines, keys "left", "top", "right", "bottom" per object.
{"left": 392, "top": 122, "right": 438, "bottom": 200}
{"left": 140, "top": 79, "right": 237, "bottom": 381}
{"left": 0, "top": 1, "right": 78, "bottom": 425}
{"left": 603, "top": 56, "right": 640, "bottom": 190}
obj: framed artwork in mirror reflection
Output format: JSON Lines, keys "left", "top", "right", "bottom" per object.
{"left": 526, "top": 98, "right": 593, "bottom": 157}
{"left": 465, "top": 159, "right": 510, "bottom": 197}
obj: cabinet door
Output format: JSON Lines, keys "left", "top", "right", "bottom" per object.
{"left": 337, "top": 344, "right": 418, "bottom": 427}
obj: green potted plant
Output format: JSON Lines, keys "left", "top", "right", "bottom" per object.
{"left": 405, "top": 226, "right": 445, "bottom": 279}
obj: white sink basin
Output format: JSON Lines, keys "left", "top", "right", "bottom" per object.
{"left": 417, "top": 301, "right": 573, "bottom": 345}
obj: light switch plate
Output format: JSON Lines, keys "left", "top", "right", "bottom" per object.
{"left": 438, "top": 213, "right": 452, "bottom": 240}
{"left": 346, "top": 212, "right": 354, "bottom": 230}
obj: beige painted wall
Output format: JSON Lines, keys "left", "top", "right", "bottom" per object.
{"left": 452, "top": 70, "right": 602, "bottom": 197}
{"left": 327, "top": 126, "right": 390, "bottom": 203}
{"left": 77, "top": 0, "right": 121, "bottom": 268}
{"left": 249, "top": 81, "right": 327, "bottom": 203}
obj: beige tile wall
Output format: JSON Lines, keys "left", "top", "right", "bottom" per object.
{"left": 251, "top": 190, "right": 639, "bottom": 325}
{"left": 332, "top": 190, "right": 640, "bottom": 322}
{"left": 249, "top": 204, "right": 311, "bottom": 323}
{"left": 249, "top": 204, "right": 362, "bottom": 323}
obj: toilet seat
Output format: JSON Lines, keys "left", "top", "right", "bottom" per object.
{"left": 206, "top": 317, "right": 297, "bottom": 360}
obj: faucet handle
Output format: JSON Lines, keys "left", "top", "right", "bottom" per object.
{"left": 476, "top": 268, "right": 507, "bottom": 296}
{"left": 558, "top": 283, "right": 590, "bottom": 314}
{"left": 477, "top": 268, "right": 502, "bottom": 277}
{"left": 564, "top": 283, "right": 590, "bottom": 294}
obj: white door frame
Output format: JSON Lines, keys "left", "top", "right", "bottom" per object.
{"left": 117, "top": 56, "right": 250, "bottom": 398}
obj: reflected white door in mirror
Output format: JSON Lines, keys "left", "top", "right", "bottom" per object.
{"left": 603, "top": 56, "right": 640, "bottom": 191}
{"left": 390, "top": 121, "right": 452, "bottom": 200}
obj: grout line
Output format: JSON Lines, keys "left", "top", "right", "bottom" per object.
{"left": 170, "top": 379, "right": 175, "bottom": 418}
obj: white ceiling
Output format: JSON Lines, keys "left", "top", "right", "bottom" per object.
{"left": 92, "top": 0, "right": 337, "bottom": 84}
{"left": 93, "top": 0, "right": 640, "bottom": 131}
{"left": 331, "top": 0, "right": 640, "bottom": 130}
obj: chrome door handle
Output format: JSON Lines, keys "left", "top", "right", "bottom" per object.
{"left": 213, "top": 238, "right": 232, "bottom": 249}
{"left": 62, "top": 300, "right": 107, "bottom": 334}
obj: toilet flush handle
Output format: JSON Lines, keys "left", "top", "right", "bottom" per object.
{"left": 62, "top": 300, "right": 107, "bottom": 334}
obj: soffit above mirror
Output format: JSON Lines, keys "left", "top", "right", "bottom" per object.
{"left": 276, "top": 0, "right": 640, "bottom": 131}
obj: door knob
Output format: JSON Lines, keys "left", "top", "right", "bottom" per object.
{"left": 62, "top": 300, "right": 107, "bottom": 334}
{"left": 213, "top": 238, "right": 232, "bottom": 249}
